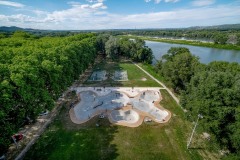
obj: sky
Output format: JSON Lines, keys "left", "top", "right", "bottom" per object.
{"left": 0, "top": 0, "right": 239, "bottom": 30}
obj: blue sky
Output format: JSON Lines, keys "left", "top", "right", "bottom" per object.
{"left": 0, "top": 0, "right": 239, "bottom": 30}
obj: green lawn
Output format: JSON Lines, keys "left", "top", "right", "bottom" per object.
{"left": 137, "top": 63, "right": 165, "bottom": 82}
{"left": 24, "top": 60, "right": 220, "bottom": 160}
{"left": 83, "top": 60, "right": 162, "bottom": 87}
{"left": 24, "top": 90, "right": 213, "bottom": 160}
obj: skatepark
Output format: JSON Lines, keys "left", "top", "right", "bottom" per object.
{"left": 69, "top": 87, "right": 171, "bottom": 127}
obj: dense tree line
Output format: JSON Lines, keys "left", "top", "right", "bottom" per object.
{"left": 1, "top": 25, "right": 240, "bottom": 45}
{"left": 155, "top": 47, "right": 202, "bottom": 92}
{"left": 96, "top": 35, "right": 153, "bottom": 63}
{"left": 0, "top": 31, "right": 97, "bottom": 154}
{"left": 155, "top": 47, "right": 240, "bottom": 158}
{"left": 0, "top": 32, "right": 153, "bottom": 155}
{"left": 181, "top": 62, "right": 240, "bottom": 157}
{"left": 126, "top": 29, "right": 240, "bottom": 45}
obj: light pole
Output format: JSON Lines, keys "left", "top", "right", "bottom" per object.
{"left": 187, "top": 114, "right": 203, "bottom": 149}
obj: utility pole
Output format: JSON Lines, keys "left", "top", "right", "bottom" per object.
{"left": 187, "top": 114, "right": 203, "bottom": 149}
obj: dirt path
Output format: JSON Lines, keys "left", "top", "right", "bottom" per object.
{"left": 133, "top": 63, "right": 180, "bottom": 104}
{"left": 8, "top": 56, "right": 101, "bottom": 160}
{"left": 10, "top": 91, "right": 76, "bottom": 160}
{"left": 14, "top": 105, "right": 62, "bottom": 160}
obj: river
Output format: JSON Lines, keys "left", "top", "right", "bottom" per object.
{"left": 145, "top": 40, "right": 240, "bottom": 64}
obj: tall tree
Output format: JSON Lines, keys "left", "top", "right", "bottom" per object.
{"left": 157, "top": 47, "right": 200, "bottom": 91}
{"left": 181, "top": 62, "right": 240, "bottom": 156}
{"left": 0, "top": 32, "right": 97, "bottom": 155}
{"left": 96, "top": 34, "right": 110, "bottom": 54}
{"left": 105, "top": 36, "right": 119, "bottom": 58}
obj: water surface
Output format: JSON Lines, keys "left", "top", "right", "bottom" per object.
{"left": 145, "top": 40, "right": 240, "bottom": 64}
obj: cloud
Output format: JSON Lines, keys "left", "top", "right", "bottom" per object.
{"left": 192, "top": 0, "right": 215, "bottom": 7}
{"left": 0, "top": 0, "right": 25, "bottom": 8}
{"left": 86, "top": 0, "right": 104, "bottom": 3}
{"left": 68, "top": 1, "right": 81, "bottom": 6}
{"left": 145, "top": 0, "right": 151, "bottom": 2}
{"left": 0, "top": 1, "right": 240, "bottom": 30}
{"left": 68, "top": 1, "right": 107, "bottom": 9}
{"left": 146, "top": 0, "right": 179, "bottom": 4}
{"left": 91, "top": 3, "right": 107, "bottom": 9}
{"left": 164, "top": 0, "right": 180, "bottom": 2}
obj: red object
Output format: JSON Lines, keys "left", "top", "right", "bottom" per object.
{"left": 12, "top": 134, "right": 23, "bottom": 142}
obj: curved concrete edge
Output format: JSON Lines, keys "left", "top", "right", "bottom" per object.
{"left": 132, "top": 94, "right": 171, "bottom": 124}
{"left": 69, "top": 89, "right": 171, "bottom": 127}
{"left": 69, "top": 108, "right": 87, "bottom": 124}
{"left": 132, "top": 89, "right": 171, "bottom": 123}
{"left": 69, "top": 107, "right": 108, "bottom": 124}
{"left": 151, "top": 108, "right": 172, "bottom": 124}
{"left": 108, "top": 111, "right": 144, "bottom": 128}
{"left": 70, "top": 107, "right": 171, "bottom": 127}
{"left": 153, "top": 99, "right": 172, "bottom": 123}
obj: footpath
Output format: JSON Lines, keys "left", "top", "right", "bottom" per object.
{"left": 133, "top": 63, "right": 180, "bottom": 104}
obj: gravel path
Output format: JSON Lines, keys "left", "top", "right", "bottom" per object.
{"left": 133, "top": 63, "right": 180, "bottom": 104}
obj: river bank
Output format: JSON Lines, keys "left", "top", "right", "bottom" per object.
{"left": 126, "top": 35, "right": 240, "bottom": 50}
{"left": 145, "top": 40, "right": 240, "bottom": 64}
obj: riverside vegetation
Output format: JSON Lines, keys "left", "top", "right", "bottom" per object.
{"left": 155, "top": 47, "right": 240, "bottom": 159}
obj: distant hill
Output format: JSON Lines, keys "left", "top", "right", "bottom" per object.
{"left": 0, "top": 26, "right": 25, "bottom": 32}
{"left": 0, "top": 24, "right": 240, "bottom": 32}
{"left": 187, "top": 24, "right": 240, "bottom": 30}
{"left": 0, "top": 26, "right": 42, "bottom": 32}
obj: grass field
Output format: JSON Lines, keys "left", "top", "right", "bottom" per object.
{"left": 24, "top": 90, "right": 205, "bottom": 160}
{"left": 83, "top": 60, "right": 162, "bottom": 87}
{"left": 24, "top": 60, "right": 220, "bottom": 160}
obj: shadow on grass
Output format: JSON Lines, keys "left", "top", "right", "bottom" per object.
{"left": 83, "top": 59, "right": 161, "bottom": 87}
{"left": 24, "top": 106, "right": 119, "bottom": 160}
{"left": 83, "top": 59, "right": 129, "bottom": 87}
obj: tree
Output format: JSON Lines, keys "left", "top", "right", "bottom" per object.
{"left": 0, "top": 33, "right": 6, "bottom": 39}
{"left": 181, "top": 62, "right": 240, "bottom": 155}
{"left": 0, "top": 32, "right": 97, "bottom": 155}
{"left": 117, "top": 37, "right": 153, "bottom": 63}
{"left": 118, "top": 37, "right": 134, "bottom": 57}
{"left": 162, "top": 47, "right": 190, "bottom": 61}
{"left": 236, "top": 34, "right": 240, "bottom": 45}
{"left": 136, "top": 47, "right": 153, "bottom": 64}
{"left": 12, "top": 31, "right": 31, "bottom": 38}
{"left": 157, "top": 47, "right": 200, "bottom": 91}
{"left": 213, "top": 34, "right": 228, "bottom": 44}
{"left": 105, "top": 36, "right": 119, "bottom": 59}
{"left": 96, "top": 34, "right": 110, "bottom": 54}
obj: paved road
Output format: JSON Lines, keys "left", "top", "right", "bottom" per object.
{"left": 133, "top": 63, "right": 180, "bottom": 104}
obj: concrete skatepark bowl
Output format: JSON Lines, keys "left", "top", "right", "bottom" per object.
{"left": 110, "top": 110, "right": 139, "bottom": 124}
{"left": 69, "top": 87, "right": 171, "bottom": 127}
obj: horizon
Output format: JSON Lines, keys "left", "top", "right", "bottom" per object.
{"left": 0, "top": 0, "right": 240, "bottom": 30}
{"left": 1, "top": 23, "right": 240, "bottom": 31}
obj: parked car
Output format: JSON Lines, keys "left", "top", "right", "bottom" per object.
{"left": 39, "top": 110, "right": 49, "bottom": 116}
